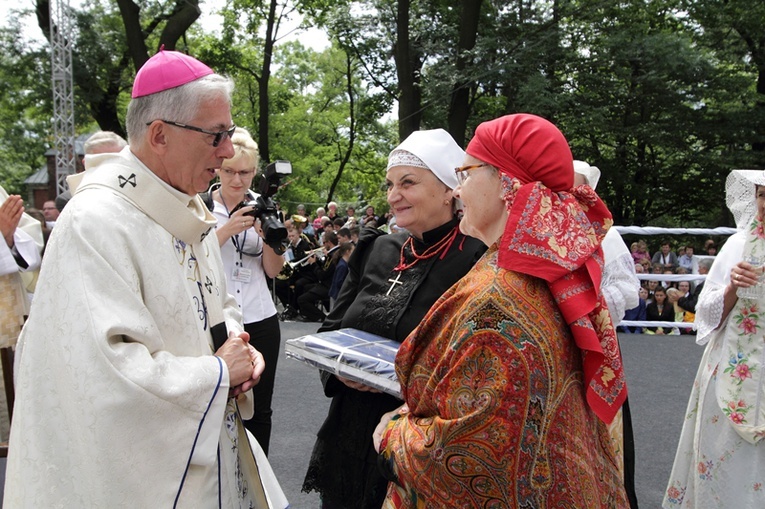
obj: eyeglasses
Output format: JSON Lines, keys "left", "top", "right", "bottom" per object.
{"left": 220, "top": 168, "right": 255, "bottom": 179}
{"left": 454, "top": 163, "right": 488, "bottom": 184}
{"left": 147, "top": 120, "right": 236, "bottom": 147}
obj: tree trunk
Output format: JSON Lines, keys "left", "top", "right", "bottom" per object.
{"left": 258, "top": 0, "right": 279, "bottom": 163}
{"left": 115, "top": 0, "right": 150, "bottom": 69}
{"left": 394, "top": 0, "right": 422, "bottom": 141}
{"left": 327, "top": 54, "right": 356, "bottom": 204}
{"left": 447, "top": 0, "right": 483, "bottom": 148}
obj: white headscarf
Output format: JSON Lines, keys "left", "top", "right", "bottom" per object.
{"left": 386, "top": 129, "right": 465, "bottom": 190}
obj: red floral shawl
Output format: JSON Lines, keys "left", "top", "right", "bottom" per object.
{"left": 466, "top": 113, "right": 627, "bottom": 423}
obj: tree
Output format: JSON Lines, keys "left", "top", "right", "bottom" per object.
{"left": 197, "top": 0, "right": 298, "bottom": 163}
{"left": 300, "top": 0, "right": 482, "bottom": 142}
{"left": 446, "top": 0, "right": 483, "bottom": 147}
{"left": 560, "top": 1, "right": 719, "bottom": 225}
{"left": 268, "top": 41, "right": 391, "bottom": 209}
{"left": 35, "top": 0, "right": 204, "bottom": 136}
{"left": 683, "top": 0, "right": 765, "bottom": 157}
{"left": 0, "top": 14, "right": 56, "bottom": 195}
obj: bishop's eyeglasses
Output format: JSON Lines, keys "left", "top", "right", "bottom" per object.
{"left": 147, "top": 120, "right": 237, "bottom": 147}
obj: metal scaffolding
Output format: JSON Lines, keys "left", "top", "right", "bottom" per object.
{"left": 50, "top": 0, "right": 76, "bottom": 196}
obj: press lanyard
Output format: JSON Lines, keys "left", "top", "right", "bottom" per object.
{"left": 219, "top": 190, "right": 261, "bottom": 262}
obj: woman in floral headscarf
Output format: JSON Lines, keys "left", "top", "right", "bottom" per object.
{"left": 664, "top": 170, "right": 765, "bottom": 508}
{"left": 373, "top": 114, "right": 628, "bottom": 508}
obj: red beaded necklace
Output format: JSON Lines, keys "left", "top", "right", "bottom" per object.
{"left": 393, "top": 225, "right": 460, "bottom": 272}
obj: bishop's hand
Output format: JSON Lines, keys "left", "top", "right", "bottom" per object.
{"left": 216, "top": 331, "right": 264, "bottom": 396}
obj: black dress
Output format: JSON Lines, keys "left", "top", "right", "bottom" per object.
{"left": 646, "top": 301, "right": 675, "bottom": 332}
{"left": 302, "top": 218, "right": 486, "bottom": 508}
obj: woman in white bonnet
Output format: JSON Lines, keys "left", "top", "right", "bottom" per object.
{"left": 665, "top": 169, "right": 765, "bottom": 508}
{"left": 302, "top": 129, "right": 486, "bottom": 509}
{"left": 574, "top": 160, "right": 640, "bottom": 509}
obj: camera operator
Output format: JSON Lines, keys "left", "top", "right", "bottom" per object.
{"left": 209, "top": 127, "right": 283, "bottom": 456}
{"left": 296, "top": 231, "right": 340, "bottom": 322}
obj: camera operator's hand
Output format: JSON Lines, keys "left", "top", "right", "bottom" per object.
{"left": 216, "top": 205, "right": 256, "bottom": 247}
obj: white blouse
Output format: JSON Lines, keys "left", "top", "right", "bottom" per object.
{"left": 212, "top": 199, "right": 277, "bottom": 323}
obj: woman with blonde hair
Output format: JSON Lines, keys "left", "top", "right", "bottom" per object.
{"left": 209, "top": 127, "right": 284, "bottom": 455}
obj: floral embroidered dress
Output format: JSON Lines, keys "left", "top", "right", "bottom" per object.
{"left": 664, "top": 219, "right": 765, "bottom": 508}
{"left": 378, "top": 245, "right": 627, "bottom": 508}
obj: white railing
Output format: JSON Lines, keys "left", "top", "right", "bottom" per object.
{"left": 616, "top": 225, "right": 735, "bottom": 332}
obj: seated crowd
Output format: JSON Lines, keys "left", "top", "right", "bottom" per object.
{"left": 622, "top": 238, "right": 717, "bottom": 334}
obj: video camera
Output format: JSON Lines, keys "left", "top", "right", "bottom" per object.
{"left": 232, "top": 160, "right": 292, "bottom": 255}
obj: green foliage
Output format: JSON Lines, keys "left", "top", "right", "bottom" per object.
{"left": 268, "top": 41, "right": 393, "bottom": 212}
{"left": 1, "top": 0, "right": 763, "bottom": 229}
{"left": 196, "top": 18, "right": 394, "bottom": 213}
{"left": 0, "top": 16, "right": 52, "bottom": 190}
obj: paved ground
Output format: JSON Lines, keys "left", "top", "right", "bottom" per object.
{"left": 0, "top": 324, "right": 706, "bottom": 508}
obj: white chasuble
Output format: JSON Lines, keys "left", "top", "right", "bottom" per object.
{"left": 4, "top": 150, "right": 264, "bottom": 508}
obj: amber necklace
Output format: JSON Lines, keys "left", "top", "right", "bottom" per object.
{"left": 393, "top": 225, "right": 459, "bottom": 272}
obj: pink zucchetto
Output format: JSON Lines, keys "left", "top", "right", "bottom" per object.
{"left": 131, "top": 48, "right": 214, "bottom": 98}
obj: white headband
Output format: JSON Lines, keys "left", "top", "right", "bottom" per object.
{"left": 386, "top": 129, "right": 465, "bottom": 190}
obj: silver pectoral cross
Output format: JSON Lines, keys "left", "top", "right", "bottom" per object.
{"left": 386, "top": 272, "right": 404, "bottom": 296}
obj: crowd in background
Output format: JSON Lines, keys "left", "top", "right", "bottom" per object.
{"left": 621, "top": 238, "right": 719, "bottom": 335}
{"left": 270, "top": 203, "right": 364, "bottom": 322}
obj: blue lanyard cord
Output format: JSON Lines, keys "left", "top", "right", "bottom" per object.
{"left": 173, "top": 357, "right": 225, "bottom": 508}
{"left": 232, "top": 233, "right": 263, "bottom": 259}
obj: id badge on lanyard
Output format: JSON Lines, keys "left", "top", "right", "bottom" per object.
{"left": 232, "top": 266, "right": 252, "bottom": 283}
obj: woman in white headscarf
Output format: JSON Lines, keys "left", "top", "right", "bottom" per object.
{"left": 664, "top": 169, "right": 765, "bottom": 508}
{"left": 302, "top": 129, "right": 486, "bottom": 509}
{"left": 208, "top": 127, "right": 284, "bottom": 456}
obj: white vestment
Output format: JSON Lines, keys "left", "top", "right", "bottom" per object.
{"left": 0, "top": 186, "right": 43, "bottom": 348}
{"left": 4, "top": 150, "right": 264, "bottom": 508}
